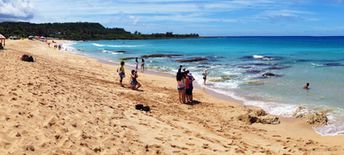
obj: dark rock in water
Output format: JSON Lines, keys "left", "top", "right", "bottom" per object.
{"left": 238, "top": 65, "right": 253, "bottom": 69}
{"left": 245, "top": 70, "right": 262, "bottom": 74}
{"left": 121, "top": 57, "right": 137, "bottom": 60}
{"left": 240, "top": 56, "right": 254, "bottom": 60}
{"left": 21, "top": 54, "right": 34, "bottom": 62}
{"left": 267, "top": 65, "right": 291, "bottom": 70}
{"left": 324, "top": 63, "right": 344, "bottom": 67}
{"left": 262, "top": 72, "right": 281, "bottom": 78}
{"left": 141, "top": 54, "right": 182, "bottom": 58}
{"left": 176, "top": 57, "right": 208, "bottom": 63}
{"left": 116, "top": 50, "right": 126, "bottom": 53}
{"left": 247, "top": 63, "right": 276, "bottom": 66}
{"left": 197, "top": 65, "right": 208, "bottom": 68}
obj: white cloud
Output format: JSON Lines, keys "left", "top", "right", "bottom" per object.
{"left": 257, "top": 9, "right": 318, "bottom": 22}
{"left": 0, "top": 0, "right": 34, "bottom": 21}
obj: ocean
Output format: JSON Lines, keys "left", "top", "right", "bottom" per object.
{"left": 70, "top": 37, "right": 344, "bottom": 136}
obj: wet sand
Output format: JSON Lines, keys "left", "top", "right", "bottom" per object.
{"left": 0, "top": 39, "right": 343, "bottom": 154}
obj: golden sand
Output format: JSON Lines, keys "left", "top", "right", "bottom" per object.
{"left": 0, "top": 40, "right": 343, "bottom": 154}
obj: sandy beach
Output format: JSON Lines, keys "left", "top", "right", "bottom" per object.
{"left": 0, "top": 39, "right": 344, "bottom": 154}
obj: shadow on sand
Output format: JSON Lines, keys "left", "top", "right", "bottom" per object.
{"left": 185, "top": 100, "right": 201, "bottom": 106}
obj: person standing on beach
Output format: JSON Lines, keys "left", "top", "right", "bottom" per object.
{"left": 176, "top": 65, "right": 186, "bottom": 104}
{"left": 187, "top": 71, "right": 195, "bottom": 102}
{"left": 141, "top": 58, "right": 145, "bottom": 71}
{"left": 202, "top": 69, "right": 208, "bottom": 85}
{"left": 185, "top": 70, "right": 195, "bottom": 103}
{"left": 135, "top": 57, "right": 139, "bottom": 70}
{"left": 117, "top": 61, "right": 125, "bottom": 87}
{"left": 130, "top": 70, "right": 141, "bottom": 90}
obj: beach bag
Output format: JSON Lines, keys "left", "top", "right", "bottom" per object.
{"left": 21, "top": 54, "right": 34, "bottom": 62}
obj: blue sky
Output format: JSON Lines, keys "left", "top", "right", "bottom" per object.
{"left": 0, "top": 0, "right": 344, "bottom": 36}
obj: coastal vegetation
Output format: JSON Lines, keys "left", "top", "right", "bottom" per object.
{"left": 0, "top": 22, "right": 199, "bottom": 40}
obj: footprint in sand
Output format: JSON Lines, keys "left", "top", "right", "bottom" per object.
{"left": 186, "top": 143, "right": 195, "bottom": 146}
{"left": 26, "top": 145, "right": 35, "bottom": 152}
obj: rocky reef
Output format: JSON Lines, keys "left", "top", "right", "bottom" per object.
{"left": 237, "top": 107, "right": 280, "bottom": 125}
{"left": 176, "top": 57, "right": 208, "bottom": 63}
{"left": 293, "top": 106, "right": 329, "bottom": 126}
{"left": 142, "top": 54, "right": 183, "bottom": 58}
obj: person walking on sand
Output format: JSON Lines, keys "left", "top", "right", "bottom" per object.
{"left": 202, "top": 69, "right": 208, "bottom": 85}
{"left": 117, "top": 61, "right": 125, "bottom": 87}
{"left": 176, "top": 65, "right": 186, "bottom": 104}
{"left": 141, "top": 58, "right": 145, "bottom": 71}
{"left": 130, "top": 70, "right": 141, "bottom": 90}
{"left": 135, "top": 57, "right": 139, "bottom": 70}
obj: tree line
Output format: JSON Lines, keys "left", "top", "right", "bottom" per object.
{"left": 0, "top": 22, "right": 199, "bottom": 40}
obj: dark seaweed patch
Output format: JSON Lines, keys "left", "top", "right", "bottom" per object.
{"left": 324, "top": 63, "right": 344, "bottom": 67}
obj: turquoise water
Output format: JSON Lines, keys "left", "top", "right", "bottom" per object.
{"left": 71, "top": 37, "right": 344, "bottom": 136}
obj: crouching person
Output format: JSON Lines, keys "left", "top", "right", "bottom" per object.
{"left": 130, "top": 70, "right": 141, "bottom": 90}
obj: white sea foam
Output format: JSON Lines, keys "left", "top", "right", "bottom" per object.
{"left": 253, "top": 55, "right": 273, "bottom": 61}
{"left": 61, "top": 41, "right": 79, "bottom": 53}
{"left": 101, "top": 50, "right": 111, "bottom": 53}
{"left": 311, "top": 62, "right": 324, "bottom": 67}
{"left": 93, "top": 43, "right": 105, "bottom": 47}
{"left": 111, "top": 52, "right": 122, "bottom": 55}
{"left": 253, "top": 55, "right": 265, "bottom": 59}
{"left": 101, "top": 50, "right": 123, "bottom": 55}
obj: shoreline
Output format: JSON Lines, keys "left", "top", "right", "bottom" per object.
{"left": 1, "top": 39, "right": 343, "bottom": 154}
{"left": 67, "top": 40, "right": 344, "bottom": 137}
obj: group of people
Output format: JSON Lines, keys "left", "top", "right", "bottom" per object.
{"left": 135, "top": 57, "right": 145, "bottom": 71}
{"left": 176, "top": 65, "right": 196, "bottom": 104}
{"left": 117, "top": 59, "right": 211, "bottom": 104}
{"left": 117, "top": 61, "right": 142, "bottom": 90}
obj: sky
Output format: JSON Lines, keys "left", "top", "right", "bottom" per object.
{"left": 0, "top": 0, "right": 344, "bottom": 36}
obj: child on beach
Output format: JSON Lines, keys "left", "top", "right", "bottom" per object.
{"left": 135, "top": 57, "right": 139, "bottom": 70}
{"left": 202, "top": 69, "right": 208, "bottom": 85}
{"left": 130, "top": 70, "right": 141, "bottom": 90}
{"left": 141, "top": 58, "right": 145, "bottom": 71}
{"left": 176, "top": 65, "right": 186, "bottom": 104}
{"left": 117, "top": 61, "right": 125, "bottom": 87}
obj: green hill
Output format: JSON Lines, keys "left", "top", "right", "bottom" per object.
{"left": 0, "top": 22, "right": 199, "bottom": 40}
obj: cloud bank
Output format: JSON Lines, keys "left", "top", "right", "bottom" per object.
{"left": 0, "top": 0, "right": 33, "bottom": 21}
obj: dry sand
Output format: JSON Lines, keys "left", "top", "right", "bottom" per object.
{"left": 0, "top": 39, "right": 344, "bottom": 155}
